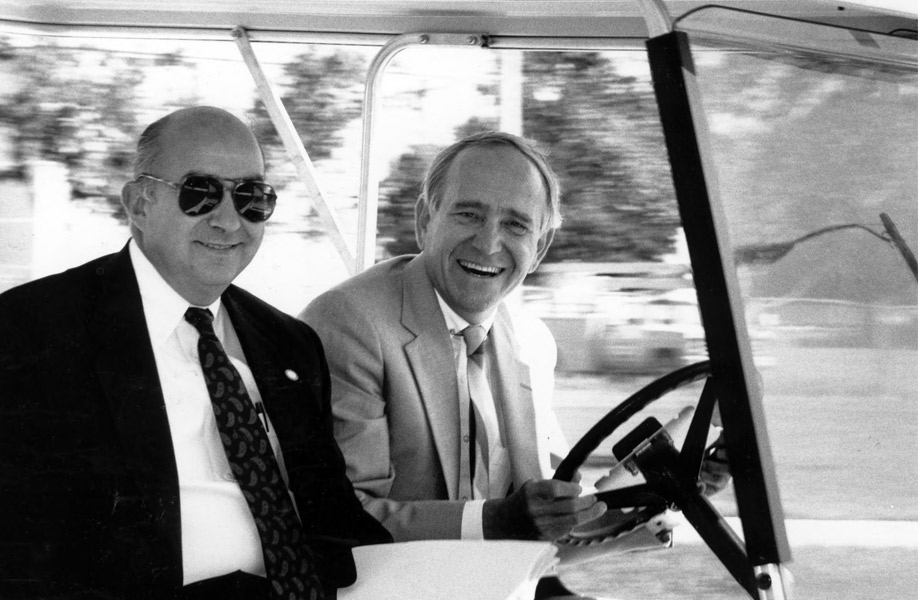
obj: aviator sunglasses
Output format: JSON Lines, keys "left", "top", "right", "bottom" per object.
{"left": 138, "top": 173, "right": 277, "bottom": 223}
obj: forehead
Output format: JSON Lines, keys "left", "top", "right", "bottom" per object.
{"left": 154, "top": 115, "right": 264, "bottom": 180}
{"left": 443, "top": 145, "right": 549, "bottom": 217}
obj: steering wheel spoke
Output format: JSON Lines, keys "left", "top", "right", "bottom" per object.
{"left": 554, "top": 361, "right": 759, "bottom": 599}
{"left": 595, "top": 484, "right": 666, "bottom": 509}
{"left": 678, "top": 376, "right": 720, "bottom": 476}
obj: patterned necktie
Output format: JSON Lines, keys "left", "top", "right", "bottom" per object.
{"left": 184, "top": 307, "right": 323, "bottom": 600}
{"left": 461, "top": 325, "right": 499, "bottom": 497}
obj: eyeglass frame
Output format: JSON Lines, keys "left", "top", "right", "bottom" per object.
{"left": 136, "top": 172, "right": 277, "bottom": 223}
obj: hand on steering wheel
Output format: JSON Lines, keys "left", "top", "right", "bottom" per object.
{"left": 551, "top": 362, "right": 758, "bottom": 598}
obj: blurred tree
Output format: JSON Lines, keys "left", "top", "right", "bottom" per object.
{"left": 248, "top": 48, "right": 366, "bottom": 179}
{"left": 376, "top": 52, "right": 681, "bottom": 262}
{"left": 0, "top": 38, "right": 369, "bottom": 229}
{"left": 377, "top": 117, "right": 507, "bottom": 257}
{"left": 0, "top": 39, "right": 154, "bottom": 217}
{"left": 522, "top": 52, "right": 679, "bottom": 263}
{"left": 376, "top": 144, "right": 440, "bottom": 257}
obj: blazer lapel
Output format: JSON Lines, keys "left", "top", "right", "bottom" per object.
{"left": 490, "top": 306, "right": 542, "bottom": 490}
{"left": 222, "top": 290, "right": 281, "bottom": 390}
{"left": 90, "top": 246, "right": 182, "bottom": 585}
{"left": 400, "top": 257, "right": 462, "bottom": 500}
{"left": 222, "top": 286, "right": 328, "bottom": 476}
{"left": 221, "top": 290, "right": 306, "bottom": 453}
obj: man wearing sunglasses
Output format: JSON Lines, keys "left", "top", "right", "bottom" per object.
{"left": 0, "top": 106, "right": 390, "bottom": 600}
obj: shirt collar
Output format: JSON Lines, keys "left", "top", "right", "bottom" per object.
{"left": 434, "top": 290, "right": 495, "bottom": 335}
{"left": 129, "top": 239, "right": 223, "bottom": 349}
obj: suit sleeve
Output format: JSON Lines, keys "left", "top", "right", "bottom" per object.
{"left": 300, "top": 290, "right": 466, "bottom": 542}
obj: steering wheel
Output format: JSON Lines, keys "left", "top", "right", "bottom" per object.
{"left": 552, "top": 360, "right": 759, "bottom": 598}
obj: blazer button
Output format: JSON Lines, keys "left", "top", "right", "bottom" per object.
{"left": 284, "top": 369, "right": 299, "bottom": 381}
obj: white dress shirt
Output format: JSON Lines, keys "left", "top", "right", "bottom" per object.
{"left": 129, "top": 240, "right": 289, "bottom": 585}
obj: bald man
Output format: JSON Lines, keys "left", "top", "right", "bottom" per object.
{"left": 0, "top": 106, "right": 390, "bottom": 600}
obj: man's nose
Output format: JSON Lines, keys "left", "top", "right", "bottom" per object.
{"left": 471, "top": 220, "right": 502, "bottom": 255}
{"left": 206, "top": 190, "right": 242, "bottom": 232}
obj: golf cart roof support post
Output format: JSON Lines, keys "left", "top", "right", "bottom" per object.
{"left": 636, "top": 0, "right": 673, "bottom": 37}
{"left": 645, "top": 29, "right": 792, "bottom": 595}
{"left": 753, "top": 563, "right": 794, "bottom": 599}
{"left": 357, "top": 32, "right": 488, "bottom": 273}
{"left": 233, "top": 26, "right": 357, "bottom": 275}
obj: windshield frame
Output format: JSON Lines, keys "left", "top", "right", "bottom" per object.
{"left": 647, "top": 7, "right": 916, "bottom": 597}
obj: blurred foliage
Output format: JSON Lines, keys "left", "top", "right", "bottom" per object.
{"left": 523, "top": 52, "right": 679, "bottom": 263}
{"left": 248, "top": 48, "right": 366, "bottom": 185}
{"left": 0, "top": 38, "right": 366, "bottom": 227}
{"left": 0, "top": 40, "right": 146, "bottom": 212}
{"left": 377, "top": 52, "right": 681, "bottom": 262}
{"left": 376, "top": 144, "right": 439, "bottom": 257}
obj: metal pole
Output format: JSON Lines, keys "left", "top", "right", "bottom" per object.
{"left": 233, "top": 26, "right": 357, "bottom": 275}
{"left": 357, "top": 32, "right": 487, "bottom": 273}
{"left": 646, "top": 30, "right": 792, "bottom": 600}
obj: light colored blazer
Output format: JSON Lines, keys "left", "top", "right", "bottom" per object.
{"left": 301, "top": 254, "right": 563, "bottom": 541}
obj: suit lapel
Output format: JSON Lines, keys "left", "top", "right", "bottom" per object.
{"left": 222, "top": 286, "right": 320, "bottom": 474}
{"left": 490, "top": 306, "right": 542, "bottom": 489}
{"left": 221, "top": 290, "right": 306, "bottom": 454}
{"left": 90, "top": 246, "right": 182, "bottom": 585}
{"left": 400, "top": 257, "right": 462, "bottom": 500}
{"left": 223, "top": 289, "right": 280, "bottom": 390}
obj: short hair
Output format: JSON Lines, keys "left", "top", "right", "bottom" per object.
{"left": 133, "top": 114, "right": 171, "bottom": 178}
{"left": 419, "top": 131, "right": 562, "bottom": 231}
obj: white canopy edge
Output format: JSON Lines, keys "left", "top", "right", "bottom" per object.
{"left": 0, "top": 1, "right": 914, "bottom": 42}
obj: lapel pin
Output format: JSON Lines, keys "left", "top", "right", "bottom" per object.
{"left": 284, "top": 369, "right": 299, "bottom": 381}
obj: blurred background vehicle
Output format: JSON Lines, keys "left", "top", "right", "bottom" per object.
{"left": 523, "top": 264, "right": 700, "bottom": 373}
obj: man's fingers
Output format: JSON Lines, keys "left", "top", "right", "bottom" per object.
{"left": 530, "top": 497, "right": 606, "bottom": 540}
{"left": 530, "top": 492, "right": 606, "bottom": 526}
{"left": 700, "top": 444, "right": 732, "bottom": 496}
{"left": 575, "top": 499, "right": 607, "bottom": 525}
{"left": 523, "top": 479, "right": 582, "bottom": 500}
{"left": 507, "top": 480, "right": 611, "bottom": 540}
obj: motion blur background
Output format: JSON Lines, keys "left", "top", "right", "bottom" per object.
{"left": 0, "top": 30, "right": 915, "bottom": 599}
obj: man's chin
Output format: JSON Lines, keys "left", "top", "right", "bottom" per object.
{"left": 193, "top": 266, "right": 243, "bottom": 292}
{"left": 448, "top": 292, "right": 504, "bottom": 323}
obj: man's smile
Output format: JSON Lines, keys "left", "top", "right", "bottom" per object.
{"left": 457, "top": 259, "right": 504, "bottom": 277}
{"left": 197, "top": 241, "right": 241, "bottom": 251}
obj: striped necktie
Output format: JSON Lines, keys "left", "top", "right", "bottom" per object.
{"left": 461, "top": 324, "right": 501, "bottom": 498}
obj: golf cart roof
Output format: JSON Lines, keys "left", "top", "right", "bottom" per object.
{"left": 0, "top": 0, "right": 915, "bottom": 42}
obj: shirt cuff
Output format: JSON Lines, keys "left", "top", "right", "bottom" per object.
{"left": 460, "top": 499, "right": 487, "bottom": 540}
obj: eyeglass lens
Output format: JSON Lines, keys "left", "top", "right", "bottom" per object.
{"left": 178, "top": 175, "right": 276, "bottom": 223}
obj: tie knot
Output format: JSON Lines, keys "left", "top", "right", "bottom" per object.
{"left": 461, "top": 325, "right": 488, "bottom": 356}
{"left": 184, "top": 307, "right": 215, "bottom": 334}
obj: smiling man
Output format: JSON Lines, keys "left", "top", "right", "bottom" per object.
{"left": 0, "top": 106, "right": 390, "bottom": 599}
{"left": 301, "top": 132, "right": 605, "bottom": 544}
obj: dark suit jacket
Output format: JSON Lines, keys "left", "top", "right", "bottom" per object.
{"left": 0, "top": 245, "right": 391, "bottom": 599}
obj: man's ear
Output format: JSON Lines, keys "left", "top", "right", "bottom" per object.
{"left": 414, "top": 194, "right": 431, "bottom": 251}
{"left": 528, "top": 227, "right": 555, "bottom": 273}
{"left": 121, "top": 180, "right": 152, "bottom": 230}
